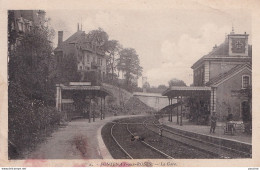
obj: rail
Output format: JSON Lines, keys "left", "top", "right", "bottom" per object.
{"left": 110, "top": 123, "right": 133, "bottom": 159}
{"left": 143, "top": 118, "right": 251, "bottom": 158}
{"left": 126, "top": 122, "right": 173, "bottom": 159}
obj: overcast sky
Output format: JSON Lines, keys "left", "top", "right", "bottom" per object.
{"left": 46, "top": 8, "right": 251, "bottom": 87}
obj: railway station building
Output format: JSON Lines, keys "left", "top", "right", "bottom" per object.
{"left": 163, "top": 29, "right": 252, "bottom": 124}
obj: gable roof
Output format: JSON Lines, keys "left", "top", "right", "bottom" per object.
{"left": 54, "top": 30, "right": 105, "bottom": 55}
{"left": 54, "top": 30, "right": 85, "bottom": 51}
{"left": 205, "top": 64, "right": 252, "bottom": 87}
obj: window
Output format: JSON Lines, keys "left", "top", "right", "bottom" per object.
{"left": 242, "top": 75, "right": 250, "bottom": 88}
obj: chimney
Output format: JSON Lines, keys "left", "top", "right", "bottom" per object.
{"left": 58, "top": 31, "right": 63, "bottom": 46}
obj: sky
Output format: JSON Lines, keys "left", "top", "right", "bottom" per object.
{"left": 46, "top": 8, "right": 251, "bottom": 87}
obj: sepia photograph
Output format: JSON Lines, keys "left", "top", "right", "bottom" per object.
{"left": 1, "top": 0, "right": 260, "bottom": 167}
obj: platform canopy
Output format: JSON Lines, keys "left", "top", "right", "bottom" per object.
{"left": 58, "top": 84, "right": 112, "bottom": 97}
{"left": 162, "top": 86, "right": 211, "bottom": 98}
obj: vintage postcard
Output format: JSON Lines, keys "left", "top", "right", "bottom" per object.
{"left": 0, "top": 0, "right": 260, "bottom": 167}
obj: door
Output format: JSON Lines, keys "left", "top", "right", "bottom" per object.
{"left": 241, "top": 101, "right": 250, "bottom": 122}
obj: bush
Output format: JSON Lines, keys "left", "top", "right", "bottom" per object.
{"left": 8, "top": 82, "right": 62, "bottom": 159}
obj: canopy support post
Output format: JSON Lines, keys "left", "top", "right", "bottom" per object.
{"left": 89, "top": 98, "right": 91, "bottom": 123}
{"left": 93, "top": 98, "right": 96, "bottom": 122}
{"left": 177, "top": 96, "right": 179, "bottom": 125}
{"left": 170, "top": 98, "right": 173, "bottom": 122}
{"left": 168, "top": 97, "right": 170, "bottom": 121}
{"left": 100, "top": 97, "right": 103, "bottom": 120}
{"left": 103, "top": 96, "right": 106, "bottom": 119}
{"left": 56, "top": 84, "right": 62, "bottom": 112}
{"left": 180, "top": 95, "right": 183, "bottom": 126}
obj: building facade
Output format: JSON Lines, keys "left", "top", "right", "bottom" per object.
{"left": 54, "top": 27, "right": 107, "bottom": 85}
{"left": 8, "top": 10, "right": 46, "bottom": 51}
{"left": 191, "top": 30, "right": 252, "bottom": 121}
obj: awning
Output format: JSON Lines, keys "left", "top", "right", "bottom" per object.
{"left": 58, "top": 84, "right": 112, "bottom": 97}
{"left": 162, "top": 86, "right": 211, "bottom": 98}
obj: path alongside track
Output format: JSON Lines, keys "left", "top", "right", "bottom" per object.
{"left": 24, "top": 115, "right": 142, "bottom": 159}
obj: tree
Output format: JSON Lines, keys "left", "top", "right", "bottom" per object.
{"left": 8, "top": 19, "right": 55, "bottom": 104}
{"left": 8, "top": 11, "right": 62, "bottom": 158}
{"left": 117, "top": 48, "right": 143, "bottom": 86}
{"left": 55, "top": 53, "right": 81, "bottom": 84}
{"left": 105, "top": 40, "right": 122, "bottom": 80}
{"left": 143, "top": 82, "right": 150, "bottom": 89}
{"left": 86, "top": 27, "right": 109, "bottom": 53}
{"left": 168, "top": 78, "right": 187, "bottom": 87}
{"left": 85, "top": 28, "right": 122, "bottom": 83}
{"left": 158, "top": 84, "right": 168, "bottom": 89}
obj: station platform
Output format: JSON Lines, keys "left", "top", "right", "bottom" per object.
{"left": 159, "top": 116, "right": 252, "bottom": 144}
{"left": 24, "top": 114, "right": 143, "bottom": 160}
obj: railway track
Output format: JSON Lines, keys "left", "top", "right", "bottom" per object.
{"left": 143, "top": 118, "right": 251, "bottom": 158}
{"left": 105, "top": 116, "right": 251, "bottom": 159}
{"left": 126, "top": 123, "right": 173, "bottom": 159}
{"left": 110, "top": 123, "right": 133, "bottom": 159}
{"left": 110, "top": 120, "right": 173, "bottom": 159}
{"left": 122, "top": 117, "right": 214, "bottom": 159}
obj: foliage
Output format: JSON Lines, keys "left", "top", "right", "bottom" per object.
{"left": 86, "top": 27, "right": 109, "bottom": 52}
{"left": 142, "top": 84, "right": 168, "bottom": 93}
{"left": 68, "top": 27, "right": 144, "bottom": 94}
{"left": 8, "top": 11, "right": 62, "bottom": 158}
{"left": 142, "top": 82, "right": 150, "bottom": 89}
{"left": 56, "top": 53, "right": 81, "bottom": 84}
{"left": 8, "top": 11, "right": 17, "bottom": 57}
{"left": 158, "top": 84, "right": 168, "bottom": 89}
{"left": 8, "top": 22, "right": 56, "bottom": 104}
{"left": 168, "top": 78, "right": 187, "bottom": 87}
{"left": 8, "top": 81, "right": 62, "bottom": 158}
{"left": 105, "top": 40, "right": 122, "bottom": 80}
{"left": 117, "top": 48, "right": 143, "bottom": 88}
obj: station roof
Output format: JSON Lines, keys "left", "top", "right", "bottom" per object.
{"left": 162, "top": 86, "right": 211, "bottom": 98}
{"left": 58, "top": 84, "right": 112, "bottom": 97}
